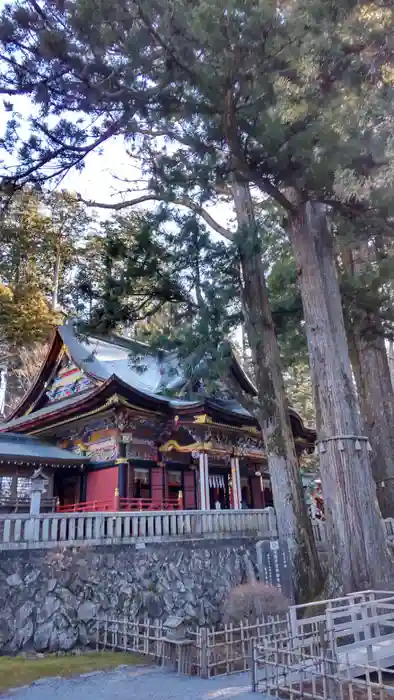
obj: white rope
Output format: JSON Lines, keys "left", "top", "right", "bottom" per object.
{"left": 314, "top": 434, "right": 372, "bottom": 454}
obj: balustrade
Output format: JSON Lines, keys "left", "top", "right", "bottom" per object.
{"left": 1, "top": 508, "right": 392, "bottom": 551}
{"left": 0, "top": 507, "right": 277, "bottom": 550}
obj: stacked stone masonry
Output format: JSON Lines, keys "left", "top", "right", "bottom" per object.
{"left": 0, "top": 538, "right": 259, "bottom": 653}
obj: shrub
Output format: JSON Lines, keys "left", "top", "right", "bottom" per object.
{"left": 223, "top": 582, "right": 290, "bottom": 623}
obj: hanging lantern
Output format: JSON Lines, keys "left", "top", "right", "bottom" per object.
{"left": 338, "top": 439, "right": 345, "bottom": 451}
{"left": 319, "top": 442, "right": 326, "bottom": 454}
{"left": 355, "top": 440, "right": 361, "bottom": 451}
{"left": 367, "top": 441, "right": 373, "bottom": 452}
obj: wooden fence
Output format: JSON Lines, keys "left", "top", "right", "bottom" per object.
{"left": 93, "top": 590, "right": 394, "bottom": 684}
{"left": 288, "top": 589, "right": 394, "bottom": 642}
{"left": 0, "top": 507, "right": 278, "bottom": 550}
{"left": 252, "top": 632, "right": 394, "bottom": 699}
{"left": 191, "top": 615, "right": 289, "bottom": 677}
{"left": 95, "top": 614, "right": 288, "bottom": 678}
{"left": 311, "top": 518, "right": 394, "bottom": 545}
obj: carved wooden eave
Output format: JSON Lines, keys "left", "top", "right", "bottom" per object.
{"left": 1, "top": 376, "right": 170, "bottom": 436}
{"left": 159, "top": 438, "right": 266, "bottom": 461}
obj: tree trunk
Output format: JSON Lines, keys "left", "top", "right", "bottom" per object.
{"left": 52, "top": 244, "right": 61, "bottom": 311}
{"left": 388, "top": 341, "right": 394, "bottom": 386}
{"left": 289, "top": 199, "right": 393, "bottom": 592}
{"left": 231, "top": 179, "right": 322, "bottom": 600}
{"left": 342, "top": 245, "right": 394, "bottom": 518}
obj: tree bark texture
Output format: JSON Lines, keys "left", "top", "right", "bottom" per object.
{"left": 231, "top": 180, "right": 322, "bottom": 601}
{"left": 52, "top": 244, "right": 61, "bottom": 312}
{"left": 342, "top": 245, "right": 394, "bottom": 518}
{"left": 289, "top": 200, "right": 393, "bottom": 592}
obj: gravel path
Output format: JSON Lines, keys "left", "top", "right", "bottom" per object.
{"left": 3, "top": 665, "right": 259, "bottom": 700}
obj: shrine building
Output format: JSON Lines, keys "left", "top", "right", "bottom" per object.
{"left": 0, "top": 322, "right": 315, "bottom": 513}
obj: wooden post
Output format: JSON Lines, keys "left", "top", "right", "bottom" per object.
{"left": 200, "top": 627, "right": 209, "bottom": 678}
{"left": 199, "top": 453, "right": 209, "bottom": 510}
{"left": 114, "top": 487, "right": 120, "bottom": 511}
{"left": 230, "top": 456, "right": 242, "bottom": 509}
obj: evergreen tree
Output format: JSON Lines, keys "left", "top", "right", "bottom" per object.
{"left": 0, "top": 187, "right": 88, "bottom": 410}
{"left": 2, "top": 0, "right": 394, "bottom": 590}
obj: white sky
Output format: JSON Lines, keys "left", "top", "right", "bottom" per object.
{"left": 0, "top": 101, "right": 236, "bottom": 239}
{"left": 58, "top": 138, "right": 236, "bottom": 236}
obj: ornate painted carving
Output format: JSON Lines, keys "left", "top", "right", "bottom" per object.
{"left": 85, "top": 435, "right": 118, "bottom": 462}
{"left": 67, "top": 417, "right": 114, "bottom": 443}
{"left": 160, "top": 425, "right": 265, "bottom": 459}
{"left": 61, "top": 429, "right": 119, "bottom": 462}
{"left": 46, "top": 357, "right": 95, "bottom": 402}
{"left": 126, "top": 438, "right": 157, "bottom": 461}
{"left": 114, "top": 409, "right": 137, "bottom": 432}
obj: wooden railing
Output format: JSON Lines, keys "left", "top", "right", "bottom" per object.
{"left": 0, "top": 507, "right": 278, "bottom": 550}
{"left": 0, "top": 496, "right": 57, "bottom": 513}
{"left": 56, "top": 497, "right": 181, "bottom": 513}
{"left": 311, "top": 517, "right": 394, "bottom": 544}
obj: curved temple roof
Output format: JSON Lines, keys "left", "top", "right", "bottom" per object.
{"left": 58, "top": 323, "right": 185, "bottom": 395}
{"left": 2, "top": 321, "right": 316, "bottom": 446}
{"left": 0, "top": 432, "right": 86, "bottom": 466}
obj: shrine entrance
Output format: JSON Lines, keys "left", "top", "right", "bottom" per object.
{"left": 127, "top": 465, "right": 151, "bottom": 499}
{"left": 208, "top": 472, "right": 230, "bottom": 509}
{"left": 54, "top": 473, "right": 79, "bottom": 507}
{"left": 167, "top": 469, "right": 183, "bottom": 502}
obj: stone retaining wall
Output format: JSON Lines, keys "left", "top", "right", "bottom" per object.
{"left": 0, "top": 538, "right": 259, "bottom": 653}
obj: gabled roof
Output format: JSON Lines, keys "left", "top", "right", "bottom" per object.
{"left": 6, "top": 321, "right": 257, "bottom": 421}
{"left": 2, "top": 375, "right": 177, "bottom": 434}
{"left": 3, "top": 321, "right": 316, "bottom": 445}
{"left": 0, "top": 432, "right": 86, "bottom": 467}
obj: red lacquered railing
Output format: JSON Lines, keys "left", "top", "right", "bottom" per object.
{"left": 56, "top": 496, "right": 182, "bottom": 513}
{"left": 118, "top": 497, "right": 181, "bottom": 511}
{"left": 56, "top": 499, "right": 113, "bottom": 513}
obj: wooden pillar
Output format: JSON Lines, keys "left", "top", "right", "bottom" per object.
{"left": 117, "top": 441, "right": 127, "bottom": 499}
{"left": 10, "top": 475, "right": 17, "bottom": 499}
{"left": 80, "top": 472, "right": 87, "bottom": 503}
{"left": 231, "top": 456, "right": 242, "bottom": 510}
{"left": 117, "top": 461, "right": 127, "bottom": 498}
{"left": 113, "top": 487, "right": 120, "bottom": 511}
{"left": 199, "top": 452, "right": 209, "bottom": 510}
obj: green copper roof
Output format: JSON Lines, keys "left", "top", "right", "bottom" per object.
{"left": 0, "top": 432, "right": 86, "bottom": 466}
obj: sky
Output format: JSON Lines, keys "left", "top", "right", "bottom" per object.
{"left": 59, "top": 139, "right": 236, "bottom": 237}
{"left": 0, "top": 92, "right": 235, "bottom": 237}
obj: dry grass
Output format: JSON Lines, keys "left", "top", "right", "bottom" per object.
{"left": 0, "top": 650, "right": 151, "bottom": 692}
{"left": 224, "top": 583, "right": 290, "bottom": 623}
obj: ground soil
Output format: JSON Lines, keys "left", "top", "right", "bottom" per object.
{"left": 0, "top": 651, "right": 149, "bottom": 692}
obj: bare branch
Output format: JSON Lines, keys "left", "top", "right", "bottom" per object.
{"left": 80, "top": 192, "right": 234, "bottom": 240}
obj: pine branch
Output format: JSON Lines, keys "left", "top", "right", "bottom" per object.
{"left": 80, "top": 193, "right": 234, "bottom": 240}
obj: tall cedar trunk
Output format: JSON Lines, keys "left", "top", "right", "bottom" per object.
{"left": 232, "top": 180, "right": 322, "bottom": 600}
{"left": 52, "top": 244, "right": 61, "bottom": 311}
{"left": 289, "top": 200, "right": 393, "bottom": 592}
{"left": 342, "top": 245, "right": 394, "bottom": 518}
{"left": 388, "top": 341, "right": 394, "bottom": 387}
